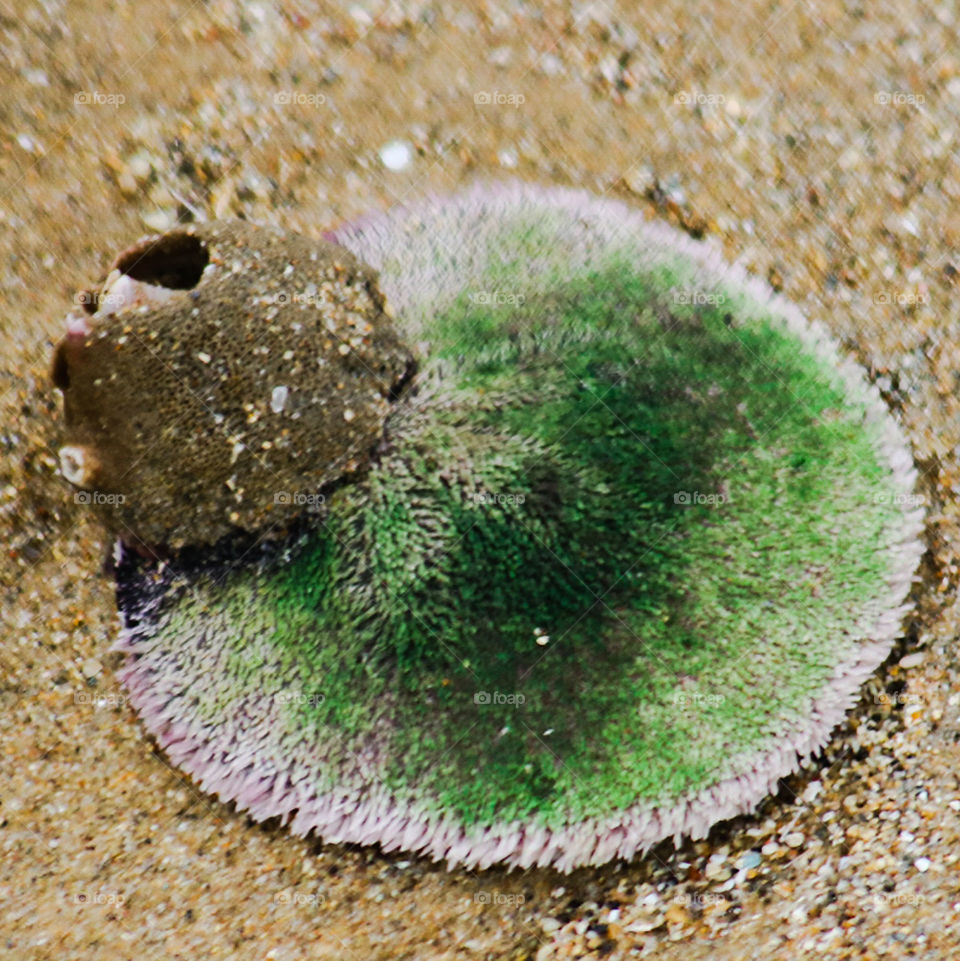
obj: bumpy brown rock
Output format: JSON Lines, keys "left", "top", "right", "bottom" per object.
{"left": 51, "top": 220, "right": 415, "bottom": 550}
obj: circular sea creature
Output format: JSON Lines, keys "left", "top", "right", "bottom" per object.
{"left": 56, "top": 183, "right": 925, "bottom": 871}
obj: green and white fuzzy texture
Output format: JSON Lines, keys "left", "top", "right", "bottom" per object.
{"left": 115, "top": 182, "right": 925, "bottom": 871}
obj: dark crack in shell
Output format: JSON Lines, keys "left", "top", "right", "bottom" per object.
{"left": 52, "top": 219, "right": 415, "bottom": 550}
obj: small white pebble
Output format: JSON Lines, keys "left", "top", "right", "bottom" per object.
{"left": 270, "top": 386, "right": 289, "bottom": 413}
{"left": 350, "top": 5, "right": 373, "bottom": 26}
{"left": 801, "top": 780, "right": 822, "bottom": 803}
{"left": 498, "top": 148, "right": 518, "bottom": 169}
{"left": 82, "top": 658, "right": 101, "bottom": 678}
{"left": 197, "top": 352, "right": 212, "bottom": 364}
{"left": 129, "top": 153, "right": 153, "bottom": 181}
{"left": 380, "top": 140, "right": 412, "bottom": 171}
{"left": 343, "top": 409, "right": 355, "bottom": 422}
{"left": 838, "top": 147, "right": 860, "bottom": 170}
{"left": 142, "top": 209, "right": 176, "bottom": 232}
{"left": 915, "top": 857, "right": 932, "bottom": 872}
{"left": 487, "top": 46, "right": 512, "bottom": 67}
{"left": 540, "top": 53, "right": 563, "bottom": 76}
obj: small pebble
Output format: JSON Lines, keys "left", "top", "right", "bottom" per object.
{"left": 498, "top": 148, "right": 518, "bottom": 169}
{"left": 128, "top": 153, "right": 154, "bottom": 182}
{"left": 82, "top": 658, "right": 101, "bottom": 679}
{"left": 801, "top": 780, "right": 822, "bottom": 803}
{"left": 624, "top": 164, "right": 655, "bottom": 196}
{"left": 899, "top": 652, "right": 925, "bottom": 668}
{"left": 116, "top": 171, "right": 138, "bottom": 198}
{"left": 379, "top": 140, "right": 412, "bottom": 171}
{"left": 539, "top": 53, "right": 564, "bottom": 76}
{"left": 142, "top": 209, "right": 176, "bottom": 232}
{"left": 664, "top": 903, "right": 689, "bottom": 925}
{"left": 270, "top": 386, "right": 289, "bottom": 414}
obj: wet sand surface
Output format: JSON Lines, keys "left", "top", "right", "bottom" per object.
{"left": 3, "top": 1, "right": 960, "bottom": 958}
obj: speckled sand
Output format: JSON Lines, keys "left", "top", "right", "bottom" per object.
{"left": 3, "top": 2, "right": 960, "bottom": 959}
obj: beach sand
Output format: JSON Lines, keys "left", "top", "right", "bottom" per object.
{"left": 3, "top": 1, "right": 960, "bottom": 957}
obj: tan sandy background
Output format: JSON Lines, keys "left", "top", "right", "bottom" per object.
{"left": 3, "top": 1, "right": 960, "bottom": 958}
